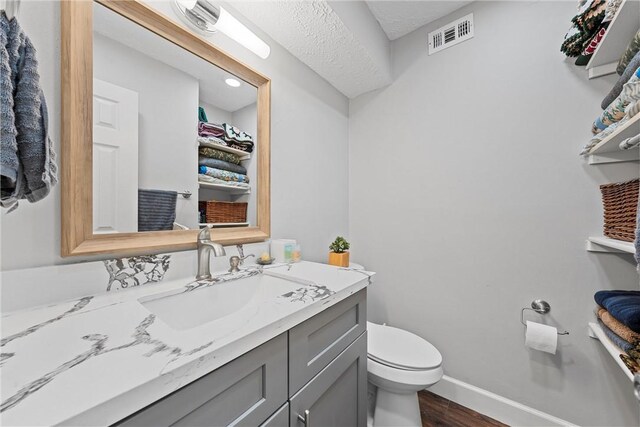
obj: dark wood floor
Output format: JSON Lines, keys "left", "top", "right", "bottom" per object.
{"left": 419, "top": 391, "right": 508, "bottom": 427}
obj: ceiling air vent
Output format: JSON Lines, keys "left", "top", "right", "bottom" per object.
{"left": 428, "top": 13, "right": 474, "bottom": 55}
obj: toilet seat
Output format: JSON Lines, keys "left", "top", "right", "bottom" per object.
{"left": 367, "top": 322, "right": 442, "bottom": 371}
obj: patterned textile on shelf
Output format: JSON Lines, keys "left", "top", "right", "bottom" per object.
{"left": 620, "top": 353, "right": 640, "bottom": 374}
{"left": 560, "top": 0, "right": 607, "bottom": 57}
{"left": 617, "top": 29, "right": 640, "bottom": 75}
{"left": 198, "top": 156, "right": 247, "bottom": 175}
{"left": 592, "top": 70, "right": 640, "bottom": 134}
{"left": 597, "top": 308, "right": 640, "bottom": 343}
{"left": 198, "top": 146, "right": 241, "bottom": 165}
{"left": 575, "top": 25, "right": 608, "bottom": 66}
{"left": 602, "top": 51, "right": 640, "bottom": 109}
{"left": 598, "top": 318, "right": 635, "bottom": 351}
{"left": 198, "top": 121, "right": 224, "bottom": 138}
{"left": 198, "top": 174, "right": 250, "bottom": 189}
{"left": 199, "top": 165, "right": 250, "bottom": 183}
{"left": 221, "top": 123, "right": 254, "bottom": 153}
{"left": 602, "top": 0, "right": 623, "bottom": 22}
{"left": 582, "top": 68, "right": 640, "bottom": 154}
{"left": 595, "top": 292, "right": 640, "bottom": 333}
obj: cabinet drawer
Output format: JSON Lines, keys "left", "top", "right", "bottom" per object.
{"left": 290, "top": 333, "right": 367, "bottom": 427}
{"left": 289, "top": 289, "right": 366, "bottom": 394}
{"left": 115, "top": 333, "right": 287, "bottom": 427}
{"left": 260, "top": 403, "right": 289, "bottom": 427}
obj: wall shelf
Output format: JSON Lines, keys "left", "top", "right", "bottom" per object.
{"left": 198, "top": 181, "right": 251, "bottom": 194}
{"left": 586, "top": 114, "right": 640, "bottom": 164}
{"left": 199, "top": 222, "right": 249, "bottom": 228}
{"left": 588, "top": 322, "right": 635, "bottom": 381}
{"left": 586, "top": 0, "right": 640, "bottom": 79}
{"left": 586, "top": 236, "right": 635, "bottom": 253}
{"left": 199, "top": 141, "right": 251, "bottom": 161}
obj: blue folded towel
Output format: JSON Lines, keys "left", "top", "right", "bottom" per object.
{"left": 597, "top": 319, "right": 634, "bottom": 352}
{"left": 594, "top": 290, "right": 640, "bottom": 332}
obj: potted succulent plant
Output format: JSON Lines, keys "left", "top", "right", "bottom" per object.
{"left": 328, "top": 236, "right": 350, "bottom": 267}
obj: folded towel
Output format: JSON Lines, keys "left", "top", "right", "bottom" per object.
{"left": 198, "top": 106, "right": 207, "bottom": 122}
{"left": 198, "top": 174, "right": 250, "bottom": 190}
{"left": 138, "top": 189, "right": 177, "bottom": 232}
{"left": 602, "top": 51, "right": 640, "bottom": 109}
{"left": 595, "top": 293, "right": 640, "bottom": 333}
{"left": 198, "top": 156, "right": 247, "bottom": 175}
{"left": 597, "top": 318, "right": 635, "bottom": 351}
{"left": 199, "top": 166, "right": 250, "bottom": 183}
{"left": 198, "top": 121, "right": 224, "bottom": 138}
{"left": 198, "top": 147, "right": 241, "bottom": 165}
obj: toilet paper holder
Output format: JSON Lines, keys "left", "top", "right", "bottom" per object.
{"left": 520, "top": 299, "right": 569, "bottom": 335}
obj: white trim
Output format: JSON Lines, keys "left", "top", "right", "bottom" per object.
{"left": 429, "top": 375, "right": 577, "bottom": 427}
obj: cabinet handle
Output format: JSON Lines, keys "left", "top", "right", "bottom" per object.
{"left": 297, "top": 409, "right": 311, "bottom": 426}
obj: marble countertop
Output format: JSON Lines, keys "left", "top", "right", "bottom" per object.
{"left": 0, "top": 261, "right": 374, "bottom": 426}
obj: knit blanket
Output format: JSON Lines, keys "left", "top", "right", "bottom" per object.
{"left": 198, "top": 156, "right": 247, "bottom": 175}
{"left": 198, "top": 121, "right": 224, "bottom": 138}
{"left": 199, "top": 166, "right": 250, "bottom": 183}
{"left": 617, "top": 29, "right": 640, "bottom": 75}
{"left": 595, "top": 292, "right": 640, "bottom": 332}
{"left": 0, "top": 12, "right": 57, "bottom": 211}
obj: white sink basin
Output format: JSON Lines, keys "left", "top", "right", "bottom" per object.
{"left": 139, "top": 272, "right": 303, "bottom": 330}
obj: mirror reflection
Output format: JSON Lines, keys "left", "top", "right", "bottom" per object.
{"left": 92, "top": 2, "right": 258, "bottom": 234}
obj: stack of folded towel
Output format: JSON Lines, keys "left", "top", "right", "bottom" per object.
{"left": 594, "top": 290, "right": 640, "bottom": 374}
{"left": 198, "top": 121, "right": 254, "bottom": 153}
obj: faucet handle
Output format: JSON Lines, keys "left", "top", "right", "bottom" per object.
{"left": 198, "top": 226, "right": 212, "bottom": 243}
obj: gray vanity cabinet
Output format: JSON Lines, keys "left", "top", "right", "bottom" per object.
{"left": 115, "top": 333, "right": 288, "bottom": 427}
{"left": 113, "top": 289, "right": 367, "bottom": 427}
{"left": 289, "top": 334, "right": 367, "bottom": 427}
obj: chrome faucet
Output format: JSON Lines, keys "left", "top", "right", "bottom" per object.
{"left": 196, "top": 227, "right": 226, "bottom": 280}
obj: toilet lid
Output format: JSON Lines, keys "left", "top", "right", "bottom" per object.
{"left": 367, "top": 322, "right": 442, "bottom": 370}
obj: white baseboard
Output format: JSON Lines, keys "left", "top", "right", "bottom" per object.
{"left": 429, "top": 375, "right": 576, "bottom": 427}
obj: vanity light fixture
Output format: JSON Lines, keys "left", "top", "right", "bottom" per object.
{"left": 225, "top": 78, "right": 241, "bottom": 88}
{"left": 173, "top": 0, "right": 271, "bottom": 59}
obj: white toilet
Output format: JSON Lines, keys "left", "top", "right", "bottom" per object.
{"left": 367, "top": 321, "right": 443, "bottom": 427}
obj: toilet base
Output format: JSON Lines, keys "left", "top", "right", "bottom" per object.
{"left": 373, "top": 387, "right": 422, "bottom": 427}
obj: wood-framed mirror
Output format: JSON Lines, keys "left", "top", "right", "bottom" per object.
{"left": 61, "top": 0, "right": 270, "bottom": 257}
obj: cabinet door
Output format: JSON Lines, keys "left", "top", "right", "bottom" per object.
{"left": 290, "top": 333, "right": 367, "bottom": 427}
{"left": 115, "top": 333, "right": 287, "bottom": 427}
{"left": 289, "top": 289, "right": 366, "bottom": 394}
{"left": 260, "top": 403, "right": 289, "bottom": 427}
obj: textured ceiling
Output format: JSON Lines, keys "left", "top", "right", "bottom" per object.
{"left": 366, "top": 1, "right": 473, "bottom": 40}
{"left": 229, "top": 1, "right": 392, "bottom": 99}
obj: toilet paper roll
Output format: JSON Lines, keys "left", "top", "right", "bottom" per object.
{"left": 525, "top": 321, "right": 558, "bottom": 354}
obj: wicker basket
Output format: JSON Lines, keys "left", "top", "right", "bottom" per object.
{"left": 199, "top": 201, "right": 248, "bottom": 223}
{"left": 600, "top": 179, "right": 639, "bottom": 242}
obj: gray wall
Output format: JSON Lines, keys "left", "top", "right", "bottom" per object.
{"left": 94, "top": 33, "right": 200, "bottom": 228}
{"left": 0, "top": 0, "right": 349, "bottom": 270}
{"left": 349, "top": 2, "right": 639, "bottom": 426}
